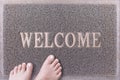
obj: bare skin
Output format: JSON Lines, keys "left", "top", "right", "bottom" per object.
{"left": 34, "top": 55, "right": 62, "bottom": 80}
{"left": 9, "top": 55, "right": 62, "bottom": 80}
{"left": 9, "top": 63, "right": 33, "bottom": 80}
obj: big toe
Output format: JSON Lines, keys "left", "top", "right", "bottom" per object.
{"left": 44, "top": 55, "right": 55, "bottom": 64}
{"left": 26, "top": 63, "right": 33, "bottom": 76}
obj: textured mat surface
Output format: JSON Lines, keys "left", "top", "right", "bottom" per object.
{"left": 3, "top": 4, "right": 117, "bottom": 77}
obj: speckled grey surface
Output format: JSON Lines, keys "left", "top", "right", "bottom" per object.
{"left": 0, "top": 3, "right": 3, "bottom": 76}
{"left": 3, "top": 4, "right": 117, "bottom": 78}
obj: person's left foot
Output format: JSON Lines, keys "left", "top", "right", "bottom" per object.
{"left": 9, "top": 63, "right": 33, "bottom": 80}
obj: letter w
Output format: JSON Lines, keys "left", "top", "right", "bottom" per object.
{"left": 20, "top": 32, "right": 33, "bottom": 48}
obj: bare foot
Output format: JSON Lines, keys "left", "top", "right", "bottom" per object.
{"left": 9, "top": 63, "right": 33, "bottom": 80}
{"left": 35, "top": 55, "right": 62, "bottom": 80}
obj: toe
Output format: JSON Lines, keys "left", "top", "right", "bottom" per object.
{"left": 26, "top": 63, "right": 33, "bottom": 75}
{"left": 57, "top": 72, "right": 62, "bottom": 79}
{"left": 14, "top": 66, "right": 18, "bottom": 74}
{"left": 51, "top": 59, "right": 59, "bottom": 67}
{"left": 18, "top": 64, "right": 22, "bottom": 72}
{"left": 21, "top": 63, "right": 26, "bottom": 72}
{"left": 10, "top": 70, "right": 14, "bottom": 76}
{"left": 56, "top": 67, "right": 62, "bottom": 74}
{"left": 44, "top": 55, "right": 54, "bottom": 64}
{"left": 54, "top": 63, "right": 61, "bottom": 71}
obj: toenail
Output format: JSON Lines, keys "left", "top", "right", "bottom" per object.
{"left": 50, "top": 55, "right": 54, "bottom": 59}
{"left": 19, "top": 65, "right": 21, "bottom": 67}
{"left": 15, "top": 66, "right": 17, "bottom": 68}
{"left": 60, "top": 67, "right": 62, "bottom": 69}
{"left": 27, "top": 63, "right": 32, "bottom": 67}
{"left": 22, "top": 63, "right": 26, "bottom": 65}
{"left": 56, "top": 59, "right": 59, "bottom": 62}
{"left": 58, "top": 63, "right": 60, "bottom": 65}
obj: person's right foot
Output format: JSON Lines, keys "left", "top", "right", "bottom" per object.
{"left": 35, "top": 55, "right": 62, "bottom": 80}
